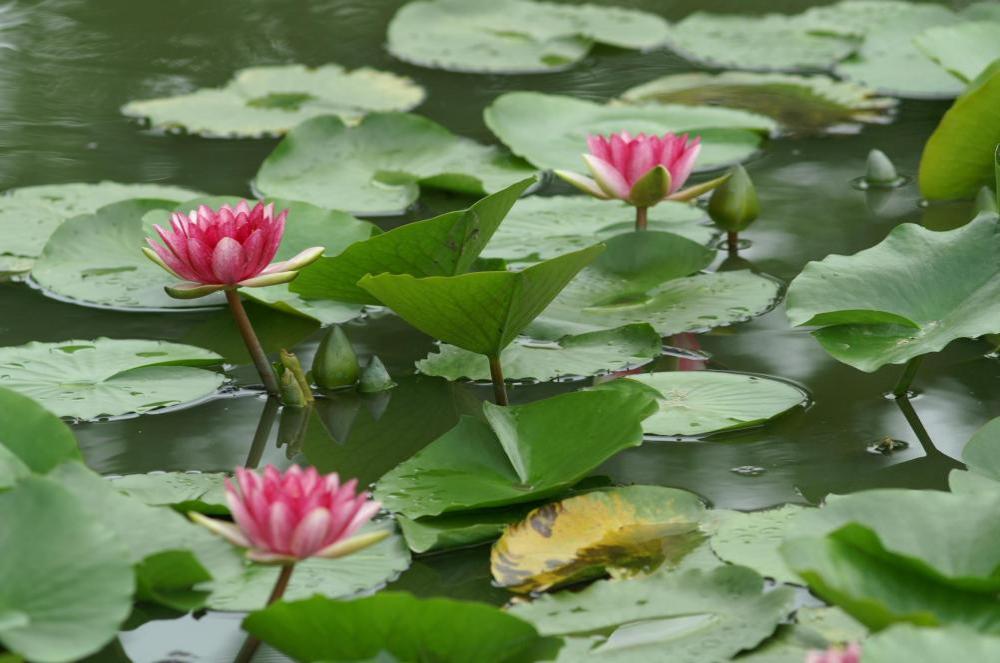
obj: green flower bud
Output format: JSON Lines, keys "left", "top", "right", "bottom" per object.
{"left": 276, "top": 350, "right": 313, "bottom": 407}
{"left": 708, "top": 165, "right": 759, "bottom": 233}
{"left": 312, "top": 326, "right": 359, "bottom": 390}
{"left": 358, "top": 356, "right": 396, "bottom": 394}
{"left": 865, "top": 149, "right": 899, "bottom": 185}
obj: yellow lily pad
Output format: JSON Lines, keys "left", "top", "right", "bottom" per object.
{"left": 491, "top": 485, "right": 705, "bottom": 593}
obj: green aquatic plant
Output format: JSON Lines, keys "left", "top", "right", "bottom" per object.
{"left": 707, "top": 164, "right": 760, "bottom": 253}
{"left": 311, "top": 325, "right": 360, "bottom": 390}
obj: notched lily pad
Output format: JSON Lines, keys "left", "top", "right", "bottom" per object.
{"left": 387, "top": 0, "right": 669, "bottom": 74}
{"left": 108, "top": 471, "right": 229, "bottom": 515}
{"left": 0, "top": 338, "right": 224, "bottom": 420}
{"left": 255, "top": 112, "right": 538, "bottom": 215}
{"left": 123, "top": 64, "right": 425, "bottom": 137}
{"left": 492, "top": 485, "right": 706, "bottom": 593}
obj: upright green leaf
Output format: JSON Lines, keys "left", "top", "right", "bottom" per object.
{"left": 963, "top": 416, "right": 1000, "bottom": 482}
{"left": 0, "top": 387, "right": 80, "bottom": 474}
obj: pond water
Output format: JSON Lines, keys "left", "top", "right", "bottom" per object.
{"left": 0, "top": 0, "right": 995, "bottom": 660}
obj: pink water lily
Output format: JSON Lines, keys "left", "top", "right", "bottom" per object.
{"left": 142, "top": 200, "right": 323, "bottom": 300}
{"left": 806, "top": 643, "right": 861, "bottom": 663}
{"left": 191, "top": 465, "right": 386, "bottom": 564}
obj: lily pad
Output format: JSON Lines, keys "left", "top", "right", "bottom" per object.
{"left": 786, "top": 215, "right": 1000, "bottom": 371}
{"left": 480, "top": 196, "right": 712, "bottom": 264}
{"left": 707, "top": 505, "right": 810, "bottom": 584}
{"left": 387, "top": 0, "right": 668, "bottom": 74}
{"left": 255, "top": 113, "right": 538, "bottom": 215}
{"left": 620, "top": 72, "right": 895, "bottom": 135}
{"left": 108, "top": 471, "right": 228, "bottom": 515}
{"left": 484, "top": 92, "right": 776, "bottom": 174}
{"left": 0, "top": 181, "right": 201, "bottom": 268}
{"left": 915, "top": 22, "right": 1000, "bottom": 84}
{"left": 0, "top": 338, "right": 224, "bottom": 420}
{"left": 609, "top": 371, "right": 808, "bottom": 437}
{"left": 864, "top": 624, "right": 1000, "bottom": 663}
{"left": 244, "top": 593, "right": 562, "bottom": 663}
{"left": 0, "top": 387, "right": 80, "bottom": 474}
{"left": 527, "top": 232, "right": 780, "bottom": 340}
{"left": 375, "top": 383, "right": 657, "bottom": 519}
{"left": 919, "top": 62, "right": 1000, "bottom": 201}
{"left": 661, "top": 13, "right": 856, "bottom": 72}
{"left": 122, "top": 64, "right": 425, "bottom": 137}
{"left": 397, "top": 507, "right": 529, "bottom": 554}
{"left": 0, "top": 477, "right": 134, "bottom": 663}
{"left": 206, "top": 522, "right": 410, "bottom": 612}
{"left": 292, "top": 179, "right": 533, "bottom": 304}
{"left": 416, "top": 324, "right": 661, "bottom": 382}
{"left": 492, "top": 485, "right": 706, "bottom": 593}
{"left": 509, "top": 565, "right": 795, "bottom": 662}
{"left": 963, "top": 416, "right": 1000, "bottom": 482}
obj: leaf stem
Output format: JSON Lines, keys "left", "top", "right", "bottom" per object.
{"left": 635, "top": 206, "right": 648, "bottom": 231}
{"left": 726, "top": 231, "right": 740, "bottom": 255}
{"left": 234, "top": 563, "right": 295, "bottom": 663}
{"left": 226, "top": 289, "right": 280, "bottom": 396}
{"left": 891, "top": 355, "right": 924, "bottom": 399}
{"left": 488, "top": 355, "right": 509, "bottom": 406}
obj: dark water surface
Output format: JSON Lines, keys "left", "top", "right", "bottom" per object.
{"left": 0, "top": 0, "right": 995, "bottom": 660}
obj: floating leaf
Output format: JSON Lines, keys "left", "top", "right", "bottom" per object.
{"left": 620, "top": 72, "right": 895, "bottom": 135}
{"left": 492, "top": 485, "right": 706, "bottom": 593}
{"left": 915, "top": 22, "right": 1000, "bottom": 83}
{"left": 661, "top": 13, "right": 856, "bottom": 72}
{"left": 359, "top": 245, "right": 603, "bottom": 358}
{"left": 484, "top": 92, "right": 776, "bottom": 175}
{"left": 527, "top": 232, "right": 780, "bottom": 339}
{"left": 509, "top": 565, "right": 795, "bottom": 662}
{"left": 864, "top": 624, "right": 1000, "bottom": 662}
{"left": 786, "top": 216, "right": 1000, "bottom": 371}
{"left": 480, "top": 196, "right": 712, "bottom": 264}
{"left": 375, "top": 384, "right": 656, "bottom": 519}
{"left": 255, "top": 113, "right": 537, "bottom": 215}
{"left": 607, "top": 371, "right": 808, "bottom": 437}
{"left": 122, "top": 63, "right": 425, "bottom": 137}
{"left": 919, "top": 62, "right": 1000, "bottom": 201}
{"left": 206, "top": 523, "right": 410, "bottom": 612}
{"left": 387, "top": 0, "right": 668, "bottom": 74}
{"left": 707, "top": 505, "right": 810, "bottom": 584}
{"left": 244, "top": 593, "right": 562, "bottom": 663}
{"left": 397, "top": 507, "right": 529, "bottom": 554}
{"left": 0, "top": 387, "right": 80, "bottom": 473}
{"left": 417, "top": 324, "right": 661, "bottom": 382}
{"left": 0, "top": 181, "right": 201, "bottom": 268}
{"left": 0, "top": 338, "right": 224, "bottom": 420}
{"left": 0, "top": 477, "right": 134, "bottom": 663}
{"left": 108, "top": 471, "right": 228, "bottom": 514}
{"left": 293, "top": 180, "right": 533, "bottom": 304}
{"left": 963, "top": 416, "right": 1000, "bottom": 482}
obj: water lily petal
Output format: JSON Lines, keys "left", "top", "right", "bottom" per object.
{"left": 164, "top": 281, "right": 227, "bottom": 300}
{"left": 553, "top": 170, "right": 609, "bottom": 199}
{"left": 189, "top": 512, "right": 251, "bottom": 548}
{"left": 584, "top": 154, "right": 631, "bottom": 200}
{"left": 261, "top": 246, "right": 325, "bottom": 275}
{"left": 237, "top": 271, "right": 298, "bottom": 288}
{"left": 316, "top": 528, "right": 391, "bottom": 559}
{"left": 211, "top": 236, "right": 246, "bottom": 284}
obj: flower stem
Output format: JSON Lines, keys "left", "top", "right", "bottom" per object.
{"left": 226, "top": 289, "right": 280, "bottom": 396}
{"left": 891, "top": 355, "right": 924, "bottom": 399}
{"left": 234, "top": 563, "right": 295, "bottom": 663}
{"left": 488, "top": 355, "right": 509, "bottom": 406}
{"left": 244, "top": 396, "right": 280, "bottom": 469}
{"left": 726, "top": 231, "right": 740, "bottom": 255}
{"left": 635, "top": 206, "right": 648, "bottom": 231}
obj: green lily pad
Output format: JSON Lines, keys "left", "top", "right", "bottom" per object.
{"left": 244, "top": 593, "right": 562, "bottom": 663}
{"left": 387, "top": 0, "right": 669, "bottom": 74}
{"left": 0, "top": 181, "right": 202, "bottom": 267}
{"left": 919, "top": 62, "right": 1000, "bottom": 201}
{"left": 662, "top": 13, "right": 856, "bottom": 72}
{"left": 205, "top": 523, "right": 410, "bottom": 612}
{"left": 527, "top": 232, "right": 780, "bottom": 339}
{"left": 416, "top": 324, "right": 661, "bottom": 382}
{"left": 707, "top": 505, "right": 810, "bottom": 584}
{"left": 609, "top": 371, "right": 808, "bottom": 437}
{"left": 916, "top": 22, "right": 1000, "bottom": 83}
{"left": 492, "top": 485, "right": 706, "bottom": 593}
{"left": 864, "top": 624, "right": 1000, "bottom": 662}
{"left": 122, "top": 63, "right": 425, "bottom": 137}
{"left": 963, "top": 416, "right": 1000, "bottom": 482}
{"left": 484, "top": 92, "right": 776, "bottom": 174}
{"left": 508, "top": 565, "right": 795, "bottom": 662}
{"left": 108, "top": 471, "right": 228, "bottom": 515}
{"left": 397, "top": 507, "right": 530, "bottom": 554}
{"left": 481, "top": 196, "right": 713, "bottom": 264}
{"left": 359, "top": 245, "right": 603, "bottom": 358}
{"left": 620, "top": 72, "right": 896, "bottom": 135}
{"left": 0, "top": 477, "right": 134, "bottom": 663}
{"left": 375, "top": 383, "right": 657, "bottom": 519}
{"left": 0, "top": 338, "right": 224, "bottom": 420}
{"left": 292, "top": 179, "right": 533, "bottom": 304}
{"left": 0, "top": 387, "right": 80, "bottom": 474}
{"left": 786, "top": 215, "right": 1000, "bottom": 372}
{"left": 255, "top": 113, "right": 538, "bottom": 215}
{"left": 964, "top": 2, "right": 1000, "bottom": 22}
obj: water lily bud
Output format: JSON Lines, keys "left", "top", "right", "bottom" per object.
{"left": 865, "top": 149, "right": 898, "bottom": 185}
{"left": 708, "top": 165, "right": 759, "bottom": 232}
{"left": 975, "top": 185, "right": 998, "bottom": 215}
{"left": 275, "top": 350, "right": 313, "bottom": 407}
{"left": 312, "top": 326, "right": 359, "bottom": 389}
{"left": 358, "top": 356, "right": 396, "bottom": 393}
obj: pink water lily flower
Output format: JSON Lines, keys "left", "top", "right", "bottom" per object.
{"left": 806, "top": 642, "right": 861, "bottom": 663}
{"left": 142, "top": 200, "right": 323, "bottom": 299}
{"left": 191, "top": 465, "right": 386, "bottom": 564}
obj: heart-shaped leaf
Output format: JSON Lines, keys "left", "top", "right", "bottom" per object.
{"left": 962, "top": 416, "right": 1000, "bottom": 482}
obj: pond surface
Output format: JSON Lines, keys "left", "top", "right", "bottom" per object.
{"left": 0, "top": 0, "right": 995, "bottom": 660}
